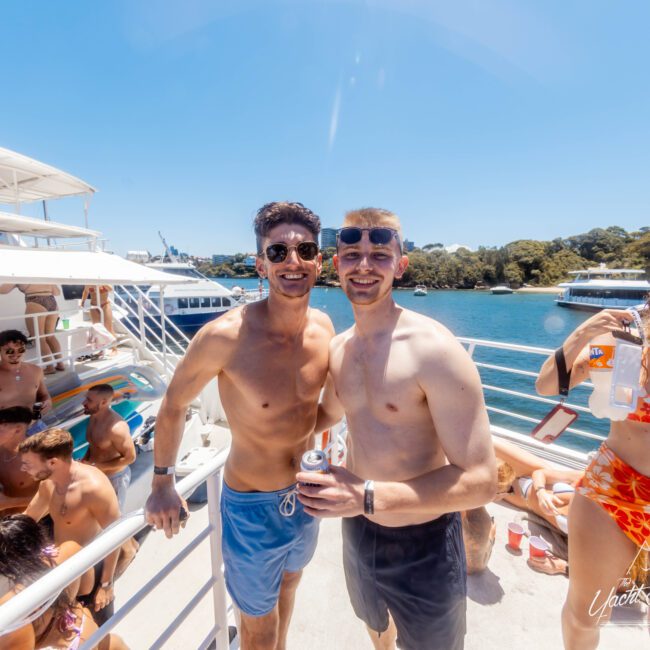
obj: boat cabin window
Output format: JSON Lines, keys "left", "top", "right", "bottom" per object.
{"left": 211, "top": 297, "right": 222, "bottom": 307}
{"left": 178, "top": 298, "right": 188, "bottom": 309}
{"left": 201, "top": 297, "right": 211, "bottom": 308}
{"left": 189, "top": 298, "right": 200, "bottom": 309}
{"left": 223, "top": 297, "right": 231, "bottom": 307}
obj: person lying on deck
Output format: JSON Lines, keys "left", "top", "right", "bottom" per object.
{"left": 462, "top": 437, "right": 583, "bottom": 576}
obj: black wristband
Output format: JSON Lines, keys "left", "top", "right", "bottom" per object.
{"left": 153, "top": 465, "right": 175, "bottom": 476}
{"left": 364, "top": 480, "right": 374, "bottom": 515}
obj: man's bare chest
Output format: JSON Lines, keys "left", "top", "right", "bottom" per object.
{"left": 0, "top": 375, "right": 38, "bottom": 405}
{"left": 87, "top": 422, "right": 115, "bottom": 451}
{"left": 0, "top": 460, "right": 34, "bottom": 493}
{"left": 224, "top": 342, "right": 328, "bottom": 404}
{"left": 335, "top": 348, "right": 426, "bottom": 418}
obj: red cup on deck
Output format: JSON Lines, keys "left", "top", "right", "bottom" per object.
{"left": 507, "top": 522, "right": 524, "bottom": 550}
{"left": 529, "top": 535, "right": 550, "bottom": 559}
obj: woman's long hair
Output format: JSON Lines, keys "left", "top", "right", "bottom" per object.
{"left": 0, "top": 515, "right": 50, "bottom": 585}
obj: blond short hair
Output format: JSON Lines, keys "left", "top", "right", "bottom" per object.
{"left": 342, "top": 208, "right": 403, "bottom": 241}
{"left": 496, "top": 459, "right": 516, "bottom": 493}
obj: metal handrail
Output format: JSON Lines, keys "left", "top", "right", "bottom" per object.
{"left": 461, "top": 337, "right": 608, "bottom": 445}
{"left": 0, "top": 304, "right": 121, "bottom": 368}
{"left": 0, "top": 446, "right": 232, "bottom": 650}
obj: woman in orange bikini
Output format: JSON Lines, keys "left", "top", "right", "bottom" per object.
{"left": 537, "top": 304, "right": 650, "bottom": 650}
{"left": 0, "top": 284, "right": 63, "bottom": 373}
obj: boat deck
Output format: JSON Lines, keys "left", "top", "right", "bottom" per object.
{"left": 114, "top": 491, "right": 649, "bottom": 649}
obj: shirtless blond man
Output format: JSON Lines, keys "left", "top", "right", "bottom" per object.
{"left": 0, "top": 406, "right": 37, "bottom": 514}
{"left": 297, "top": 208, "right": 496, "bottom": 650}
{"left": 82, "top": 384, "right": 136, "bottom": 513}
{"left": 21, "top": 428, "right": 121, "bottom": 622}
{"left": 0, "top": 330, "right": 52, "bottom": 432}
{"left": 145, "top": 202, "right": 334, "bottom": 650}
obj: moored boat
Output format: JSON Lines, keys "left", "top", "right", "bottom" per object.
{"left": 413, "top": 284, "right": 427, "bottom": 296}
{"left": 556, "top": 263, "right": 650, "bottom": 311}
{"left": 491, "top": 285, "right": 514, "bottom": 294}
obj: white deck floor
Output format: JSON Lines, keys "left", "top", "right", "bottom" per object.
{"left": 114, "top": 494, "right": 649, "bottom": 649}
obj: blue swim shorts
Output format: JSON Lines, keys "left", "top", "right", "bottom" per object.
{"left": 220, "top": 481, "right": 320, "bottom": 617}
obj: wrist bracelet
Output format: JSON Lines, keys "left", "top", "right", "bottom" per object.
{"left": 153, "top": 465, "right": 175, "bottom": 476}
{"left": 364, "top": 480, "right": 375, "bottom": 515}
{"left": 101, "top": 581, "right": 113, "bottom": 589}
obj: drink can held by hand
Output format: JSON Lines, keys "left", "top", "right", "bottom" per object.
{"left": 300, "top": 449, "right": 329, "bottom": 486}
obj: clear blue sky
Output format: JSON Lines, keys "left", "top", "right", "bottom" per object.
{"left": 2, "top": 1, "right": 649, "bottom": 256}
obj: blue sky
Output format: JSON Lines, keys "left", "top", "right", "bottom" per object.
{"left": 2, "top": 1, "right": 649, "bottom": 256}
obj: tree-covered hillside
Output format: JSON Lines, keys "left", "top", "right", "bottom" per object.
{"left": 198, "top": 226, "right": 650, "bottom": 289}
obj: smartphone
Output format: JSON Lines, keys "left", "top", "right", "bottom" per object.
{"left": 531, "top": 404, "right": 579, "bottom": 444}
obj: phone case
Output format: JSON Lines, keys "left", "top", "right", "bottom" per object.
{"left": 531, "top": 404, "right": 579, "bottom": 444}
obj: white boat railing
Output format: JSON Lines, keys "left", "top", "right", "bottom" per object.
{"left": 112, "top": 285, "right": 192, "bottom": 378}
{"left": 0, "top": 303, "right": 126, "bottom": 370}
{"left": 0, "top": 445, "right": 232, "bottom": 650}
{"left": 458, "top": 336, "right": 607, "bottom": 448}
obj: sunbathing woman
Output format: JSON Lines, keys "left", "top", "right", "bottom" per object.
{"left": 463, "top": 440, "right": 581, "bottom": 575}
{"left": 493, "top": 437, "right": 583, "bottom": 534}
{"left": 537, "top": 305, "right": 650, "bottom": 650}
{"left": 0, "top": 515, "right": 127, "bottom": 650}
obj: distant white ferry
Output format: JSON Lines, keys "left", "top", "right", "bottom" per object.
{"left": 556, "top": 263, "right": 650, "bottom": 311}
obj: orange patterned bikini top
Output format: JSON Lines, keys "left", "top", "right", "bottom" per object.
{"left": 628, "top": 395, "right": 650, "bottom": 423}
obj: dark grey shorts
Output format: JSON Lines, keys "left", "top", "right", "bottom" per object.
{"left": 342, "top": 512, "right": 467, "bottom": 650}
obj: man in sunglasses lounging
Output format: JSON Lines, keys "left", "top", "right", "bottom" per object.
{"left": 297, "top": 208, "right": 496, "bottom": 650}
{"left": 145, "top": 202, "right": 334, "bottom": 649}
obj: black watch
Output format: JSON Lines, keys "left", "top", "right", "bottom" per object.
{"left": 153, "top": 465, "right": 175, "bottom": 476}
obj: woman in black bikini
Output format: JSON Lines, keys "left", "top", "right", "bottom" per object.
{"left": 0, "top": 284, "right": 63, "bottom": 374}
{"left": 0, "top": 515, "right": 127, "bottom": 649}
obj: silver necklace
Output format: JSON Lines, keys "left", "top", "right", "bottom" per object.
{"left": 55, "top": 472, "right": 76, "bottom": 517}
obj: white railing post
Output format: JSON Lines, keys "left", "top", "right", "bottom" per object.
{"left": 137, "top": 292, "right": 146, "bottom": 347}
{"left": 31, "top": 313, "right": 43, "bottom": 364}
{"left": 207, "top": 471, "right": 230, "bottom": 649}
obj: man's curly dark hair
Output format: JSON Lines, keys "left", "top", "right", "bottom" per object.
{"left": 253, "top": 202, "right": 321, "bottom": 254}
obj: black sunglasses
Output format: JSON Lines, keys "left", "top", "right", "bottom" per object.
{"left": 265, "top": 241, "right": 319, "bottom": 264}
{"left": 2, "top": 346, "right": 26, "bottom": 356}
{"left": 337, "top": 227, "right": 401, "bottom": 250}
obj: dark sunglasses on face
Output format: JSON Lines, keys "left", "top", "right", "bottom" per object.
{"left": 2, "top": 346, "right": 26, "bottom": 356}
{"left": 337, "top": 227, "right": 401, "bottom": 250}
{"left": 264, "top": 241, "right": 319, "bottom": 264}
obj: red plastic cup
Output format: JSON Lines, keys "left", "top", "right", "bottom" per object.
{"left": 529, "top": 535, "right": 550, "bottom": 559}
{"left": 507, "top": 522, "right": 524, "bottom": 550}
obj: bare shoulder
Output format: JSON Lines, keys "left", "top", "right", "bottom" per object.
{"left": 80, "top": 463, "right": 112, "bottom": 493}
{"left": 330, "top": 326, "right": 354, "bottom": 356}
{"left": 399, "top": 309, "right": 472, "bottom": 372}
{"left": 25, "top": 362, "right": 44, "bottom": 380}
{"left": 195, "top": 305, "right": 245, "bottom": 345}
{"left": 308, "top": 308, "right": 335, "bottom": 338}
{"left": 57, "top": 540, "right": 82, "bottom": 563}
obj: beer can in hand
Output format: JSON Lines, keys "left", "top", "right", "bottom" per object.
{"left": 300, "top": 449, "right": 329, "bottom": 486}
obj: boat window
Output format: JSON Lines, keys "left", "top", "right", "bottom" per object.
{"left": 211, "top": 297, "right": 222, "bottom": 307}
{"left": 178, "top": 298, "right": 188, "bottom": 309}
{"left": 189, "top": 298, "right": 200, "bottom": 308}
{"left": 222, "top": 298, "right": 231, "bottom": 307}
{"left": 201, "top": 297, "right": 211, "bottom": 308}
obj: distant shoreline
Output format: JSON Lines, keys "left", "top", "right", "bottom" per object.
{"left": 515, "top": 286, "right": 562, "bottom": 294}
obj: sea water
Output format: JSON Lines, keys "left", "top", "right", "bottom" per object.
{"left": 218, "top": 278, "right": 605, "bottom": 452}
